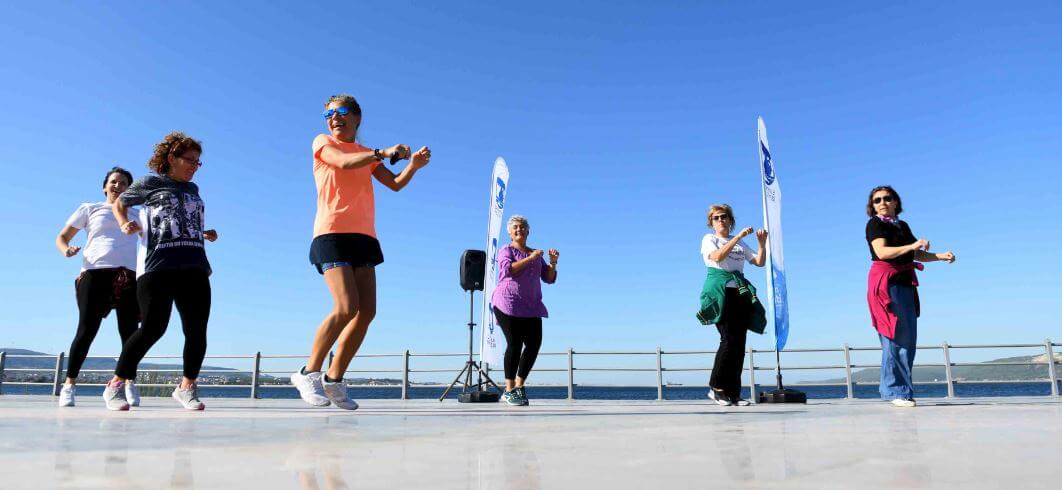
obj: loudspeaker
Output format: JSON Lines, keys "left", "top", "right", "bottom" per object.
{"left": 460, "top": 249, "right": 486, "bottom": 291}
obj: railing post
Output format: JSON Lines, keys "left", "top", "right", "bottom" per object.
{"left": 567, "top": 348, "right": 574, "bottom": 400}
{"left": 747, "top": 347, "right": 757, "bottom": 404}
{"left": 942, "top": 342, "right": 955, "bottom": 398}
{"left": 843, "top": 344, "right": 854, "bottom": 399}
{"left": 250, "top": 352, "right": 261, "bottom": 399}
{"left": 1045, "top": 339, "right": 1058, "bottom": 397}
{"left": 53, "top": 352, "right": 65, "bottom": 396}
{"left": 0, "top": 351, "right": 6, "bottom": 395}
{"left": 656, "top": 347, "right": 664, "bottom": 401}
{"left": 401, "top": 350, "right": 410, "bottom": 400}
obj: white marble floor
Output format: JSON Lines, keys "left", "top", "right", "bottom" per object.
{"left": 1, "top": 395, "right": 1060, "bottom": 489}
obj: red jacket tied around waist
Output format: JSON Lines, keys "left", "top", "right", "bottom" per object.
{"left": 867, "top": 261, "right": 923, "bottom": 340}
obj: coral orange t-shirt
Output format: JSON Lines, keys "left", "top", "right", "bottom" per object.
{"left": 312, "top": 134, "right": 381, "bottom": 238}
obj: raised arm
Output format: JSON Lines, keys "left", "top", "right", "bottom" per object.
{"left": 914, "top": 247, "right": 955, "bottom": 263}
{"left": 709, "top": 227, "right": 754, "bottom": 262}
{"left": 749, "top": 230, "right": 768, "bottom": 267}
{"left": 510, "top": 249, "right": 543, "bottom": 275}
{"left": 542, "top": 249, "right": 559, "bottom": 283}
{"left": 373, "top": 147, "right": 431, "bottom": 191}
{"left": 870, "top": 238, "right": 927, "bottom": 261}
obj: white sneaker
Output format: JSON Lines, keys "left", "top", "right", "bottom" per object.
{"left": 102, "top": 380, "right": 130, "bottom": 411}
{"left": 125, "top": 381, "right": 141, "bottom": 407}
{"left": 891, "top": 398, "right": 917, "bottom": 408}
{"left": 172, "top": 385, "right": 205, "bottom": 410}
{"left": 708, "top": 389, "right": 733, "bottom": 406}
{"left": 58, "top": 384, "right": 76, "bottom": 407}
{"left": 291, "top": 369, "right": 331, "bottom": 407}
{"left": 322, "top": 379, "right": 359, "bottom": 411}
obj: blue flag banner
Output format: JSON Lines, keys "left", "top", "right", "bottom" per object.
{"left": 480, "top": 157, "right": 509, "bottom": 365}
{"left": 758, "top": 117, "right": 789, "bottom": 350}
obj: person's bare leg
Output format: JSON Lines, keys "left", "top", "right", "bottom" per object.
{"left": 306, "top": 267, "right": 359, "bottom": 372}
{"left": 515, "top": 376, "right": 526, "bottom": 389}
{"left": 328, "top": 267, "right": 376, "bottom": 379}
{"left": 180, "top": 376, "right": 196, "bottom": 390}
{"left": 505, "top": 379, "right": 515, "bottom": 391}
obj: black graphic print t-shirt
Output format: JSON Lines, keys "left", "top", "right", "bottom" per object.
{"left": 119, "top": 175, "right": 211, "bottom": 276}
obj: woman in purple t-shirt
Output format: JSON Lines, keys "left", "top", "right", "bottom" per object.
{"left": 491, "top": 215, "right": 559, "bottom": 406}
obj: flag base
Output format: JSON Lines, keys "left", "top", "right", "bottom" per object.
{"left": 757, "top": 387, "right": 807, "bottom": 404}
{"left": 458, "top": 391, "right": 500, "bottom": 403}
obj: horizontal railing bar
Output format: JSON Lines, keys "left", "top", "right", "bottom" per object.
{"left": 573, "top": 365, "right": 654, "bottom": 369}
{"left": 947, "top": 344, "right": 1043, "bottom": 349}
{"left": 952, "top": 362, "right": 1053, "bottom": 367}
{"left": 574, "top": 352, "right": 657, "bottom": 356}
{"left": 752, "top": 365, "right": 845, "bottom": 371}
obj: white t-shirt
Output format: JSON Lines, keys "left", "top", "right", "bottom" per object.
{"left": 64, "top": 202, "right": 139, "bottom": 272}
{"left": 700, "top": 234, "right": 757, "bottom": 287}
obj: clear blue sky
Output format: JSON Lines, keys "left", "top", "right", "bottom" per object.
{"left": 1, "top": 2, "right": 1059, "bottom": 383}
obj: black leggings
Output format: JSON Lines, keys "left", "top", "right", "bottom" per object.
{"left": 709, "top": 288, "right": 750, "bottom": 399}
{"left": 493, "top": 308, "right": 543, "bottom": 380}
{"left": 66, "top": 268, "right": 139, "bottom": 379}
{"left": 114, "top": 269, "right": 210, "bottom": 380}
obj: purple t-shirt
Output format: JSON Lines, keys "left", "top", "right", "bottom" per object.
{"left": 491, "top": 244, "right": 555, "bottom": 318}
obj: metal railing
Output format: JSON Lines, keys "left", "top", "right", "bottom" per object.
{"left": 1, "top": 339, "right": 1058, "bottom": 401}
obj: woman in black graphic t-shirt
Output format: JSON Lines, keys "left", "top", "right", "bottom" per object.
{"left": 103, "top": 132, "right": 219, "bottom": 412}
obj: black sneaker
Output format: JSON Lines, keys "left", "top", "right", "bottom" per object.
{"left": 515, "top": 386, "right": 530, "bottom": 406}
{"left": 708, "top": 389, "right": 733, "bottom": 406}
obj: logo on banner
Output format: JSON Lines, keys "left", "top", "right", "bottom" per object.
{"left": 761, "top": 142, "right": 775, "bottom": 185}
{"left": 495, "top": 178, "right": 506, "bottom": 210}
{"left": 489, "top": 237, "right": 498, "bottom": 270}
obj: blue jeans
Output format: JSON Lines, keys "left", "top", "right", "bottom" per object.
{"left": 879, "top": 284, "right": 918, "bottom": 400}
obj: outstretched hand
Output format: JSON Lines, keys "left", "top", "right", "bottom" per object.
{"left": 548, "top": 249, "right": 559, "bottom": 265}
{"left": 204, "top": 229, "right": 218, "bottom": 242}
{"left": 411, "top": 146, "right": 431, "bottom": 169}
{"left": 755, "top": 229, "right": 768, "bottom": 244}
{"left": 64, "top": 246, "right": 81, "bottom": 257}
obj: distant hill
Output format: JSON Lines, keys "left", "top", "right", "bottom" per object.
{"left": 0, "top": 348, "right": 403, "bottom": 385}
{"left": 0, "top": 347, "right": 241, "bottom": 374}
{"left": 806, "top": 353, "right": 1061, "bottom": 384}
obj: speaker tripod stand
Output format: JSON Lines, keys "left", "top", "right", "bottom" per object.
{"left": 439, "top": 289, "right": 502, "bottom": 402}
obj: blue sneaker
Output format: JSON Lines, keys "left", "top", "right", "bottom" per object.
{"left": 515, "top": 386, "right": 530, "bottom": 406}
{"left": 502, "top": 390, "right": 523, "bottom": 406}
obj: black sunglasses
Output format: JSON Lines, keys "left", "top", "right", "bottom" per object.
{"left": 873, "top": 195, "right": 894, "bottom": 204}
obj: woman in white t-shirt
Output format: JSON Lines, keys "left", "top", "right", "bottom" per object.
{"left": 699, "top": 204, "right": 767, "bottom": 406}
{"left": 54, "top": 167, "right": 141, "bottom": 408}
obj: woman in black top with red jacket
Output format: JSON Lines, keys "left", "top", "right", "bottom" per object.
{"left": 865, "top": 185, "right": 955, "bottom": 407}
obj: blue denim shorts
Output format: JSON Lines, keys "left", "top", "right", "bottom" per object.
{"left": 318, "top": 261, "right": 352, "bottom": 273}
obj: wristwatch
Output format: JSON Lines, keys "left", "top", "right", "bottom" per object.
{"left": 373, "top": 148, "right": 384, "bottom": 162}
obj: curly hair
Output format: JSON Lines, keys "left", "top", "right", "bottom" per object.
{"left": 147, "top": 132, "right": 203, "bottom": 175}
{"left": 866, "top": 185, "right": 903, "bottom": 217}
{"left": 325, "top": 94, "right": 362, "bottom": 116}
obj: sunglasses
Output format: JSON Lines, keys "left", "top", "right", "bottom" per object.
{"left": 322, "top": 106, "right": 354, "bottom": 118}
{"left": 872, "top": 195, "right": 895, "bottom": 204}
{"left": 176, "top": 155, "right": 203, "bottom": 167}
{"left": 711, "top": 215, "right": 731, "bottom": 222}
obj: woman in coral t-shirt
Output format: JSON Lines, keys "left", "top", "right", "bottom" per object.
{"left": 291, "top": 94, "right": 431, "bottom": 410}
